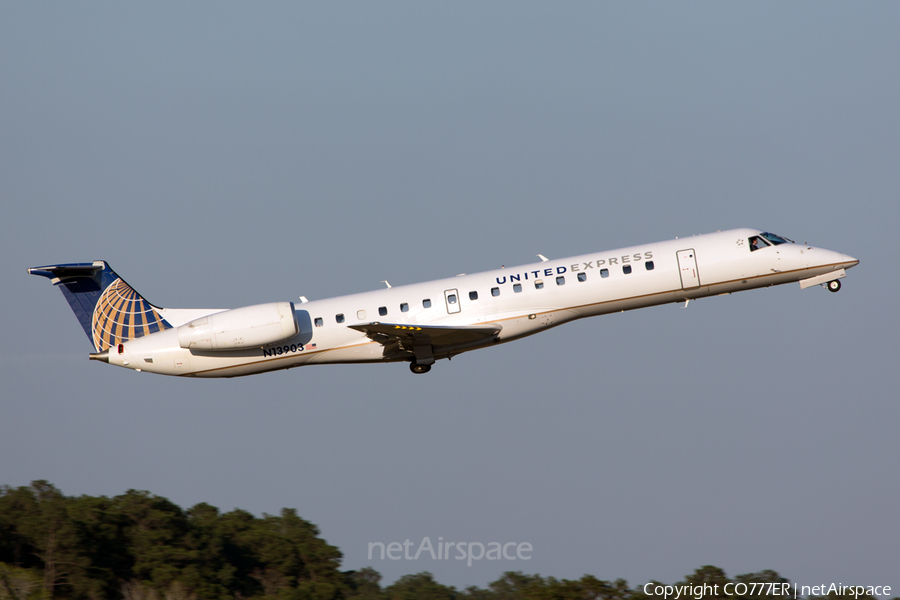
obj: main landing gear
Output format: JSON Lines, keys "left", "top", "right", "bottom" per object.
{"left": 826, "top": 280, "right": 842, "bottom": 293}
{"left": 410, "top": 362, "right": 432, "bottom": 374}
{"left": 410, "top": 343, "right": 435, "bottom": 374}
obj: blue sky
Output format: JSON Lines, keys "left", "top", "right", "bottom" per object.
{"left": 2, "top": 2, "right": 898, "bottom": 594}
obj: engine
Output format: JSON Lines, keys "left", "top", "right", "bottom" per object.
{"left": 177, "top": 302, "right": 299, "bottom": 351}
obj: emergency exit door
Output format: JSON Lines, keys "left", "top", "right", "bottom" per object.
{"left": 676, "top": 249, "right": 700, "bottom": 289}
{"left": 444, "top": 289, "right": 461, "bottom": 314}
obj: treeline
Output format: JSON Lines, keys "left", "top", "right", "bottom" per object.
{"left": 0, "top": 482, "right": 890, "bottom": 600}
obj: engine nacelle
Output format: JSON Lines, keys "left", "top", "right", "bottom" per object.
{"left": 177, "top": 302, "right": 299, "bottom": 351}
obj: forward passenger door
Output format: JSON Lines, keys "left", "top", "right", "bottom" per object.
{"left": 676, "top": 249, "right": 700, "bottom": 289}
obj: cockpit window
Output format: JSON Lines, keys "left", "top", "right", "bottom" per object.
{"left": 760, "top": 231, "right": 793, "bottom": 245}
{"left": 748, "top": 236, "right": 771, "bottom": 252}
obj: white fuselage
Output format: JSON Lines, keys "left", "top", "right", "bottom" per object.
{"left": 109, "top": 229, "right": 857, "bottom": 377}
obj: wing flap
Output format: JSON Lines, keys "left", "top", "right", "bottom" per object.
{"left": 348, "top": 322, "right": 501, "bottom": 355}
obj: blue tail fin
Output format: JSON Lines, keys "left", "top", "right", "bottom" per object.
{"left": 29, "top": 261, "right": 172, "bottom": 352}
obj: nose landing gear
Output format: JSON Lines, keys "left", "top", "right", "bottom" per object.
{"left": 826, "top": 280, "right": 842, "bottom": 293}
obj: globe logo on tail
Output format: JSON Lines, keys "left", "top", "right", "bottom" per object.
{"left": 91, "top": 278, "right": 171, "bottom": 351}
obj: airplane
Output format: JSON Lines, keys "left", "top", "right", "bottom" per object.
{"left": 29, "top": 228, "right": 858, "bottom": 378}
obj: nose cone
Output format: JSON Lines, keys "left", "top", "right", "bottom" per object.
{"left": 805, "top": 247, "right": 858, "bottom": 271}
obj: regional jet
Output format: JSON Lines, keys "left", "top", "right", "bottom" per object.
{"left": 29, "top": 229, "right": 858, "bottom": 377}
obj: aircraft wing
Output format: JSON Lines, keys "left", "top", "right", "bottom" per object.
{"left": 348, "top": 322, "right": 501, "bottom": 360}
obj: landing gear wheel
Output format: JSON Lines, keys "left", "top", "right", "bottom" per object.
{"left": 826, "top": 280, "right": 842, "bottom": 293}
{"left": 410, "top": 362, "right": 432, "bottom": 374}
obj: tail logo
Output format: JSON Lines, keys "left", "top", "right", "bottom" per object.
{"left": 91, "top": 278, "right": 171, "bottom": 351}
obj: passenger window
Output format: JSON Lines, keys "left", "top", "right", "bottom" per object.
{"left": 535, "top": 280, "right": 544, "bottom": 289}
{"left": 448, "top": 294, "right": 457, "bottom": 304}
{"left": 645, "top": 261, "right": 654, "bottom": 271}
{"left": 577, "top": 273, "right": 587, "bottom": 282}
{"left": 513, "top": 283, "right": 522, "bottom": 293}
{"left": 623, "top": 265, "right": 632, "bottom": 274}
{"left": 378, "top": 306, "right": 387, "bottom": 317}
{"left": 556, "top": 275, "right": 565, "bottom": 285}
{"left": 423, "top": 299, "right": 432, "bottom": 308}
{"left": 314, "top": 317, "right": 323, "bottom": 328}
{"left": 600, "top": 268, "right": 609, "bottom": 278}
{"left": 357, "top": 310, "right": 366, "bottom": 320}
{"left": 469, "top": 291, "right": 478, "bottom": 301}
{"left": 336, "top": 313, "right": 345, "bottom": 324}
{"left": 491, "top": 287, "right": 500, "bottom": 297}
{"left": 400, "top": 303, "right": 409, "bottom": 312}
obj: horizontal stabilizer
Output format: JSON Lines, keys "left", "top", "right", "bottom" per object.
{"left": 28, "top": 262, "right": 104, "bottom": 285}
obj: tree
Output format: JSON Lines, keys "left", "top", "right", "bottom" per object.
{"left": 733, "top": 570, "right": 790, "bottom": 600}
{"left": 14, "top": 482, "right": 89, "bottom": 600}
{"left": 107, "top": 490, "right": 191, "bottom": 592}
{"left": 679, "top": 567, "right": 730, "bottom": 600}
{"left": 471, "top": 571, "right": 635, "bottom": 600}
{"left": 0, "top": 564, "right": 43, "bottom": 600}
{"left": 384, "top": 572, "right": 456, "bottom": 600}
{"left": 342, "top": 568, "right": 382, "bottom": 600}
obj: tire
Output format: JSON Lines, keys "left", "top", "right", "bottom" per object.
{"left": 410, "top": 362, "right": 432, "bottom": 374}
{"left": 827, "top": 280, "right": 842, "bottom": 293}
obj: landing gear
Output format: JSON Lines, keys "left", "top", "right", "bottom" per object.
{"left": 826, "top": 279, "right": 842, "bottom": 293}
{"left": 410, "top": 362, "right": 431, "bottom": 374}
{"left": 410, "top": 343, "right": 434, "bottom": 374}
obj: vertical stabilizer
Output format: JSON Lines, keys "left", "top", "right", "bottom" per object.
{"left": 28, "top": 261, "right": 171, "bottom": 352}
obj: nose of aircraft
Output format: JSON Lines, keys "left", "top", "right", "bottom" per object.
{"left": 806, "top": 247, "right": 858, "bottom": 271}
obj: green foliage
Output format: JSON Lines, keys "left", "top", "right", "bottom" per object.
{"left": 383, "top": 572, "right": 457, "bottom": 600}
{"left": 0, "top": 563, "right": 44, "bottom": 600}
{"left": 0, "top": 483, "right": 345, "bottom": 600}
{"left": 3, "top": 482, "right": 874, "bottom": 600}
{"left": 468, "top": 571, "right": 634, "bottom": 600}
